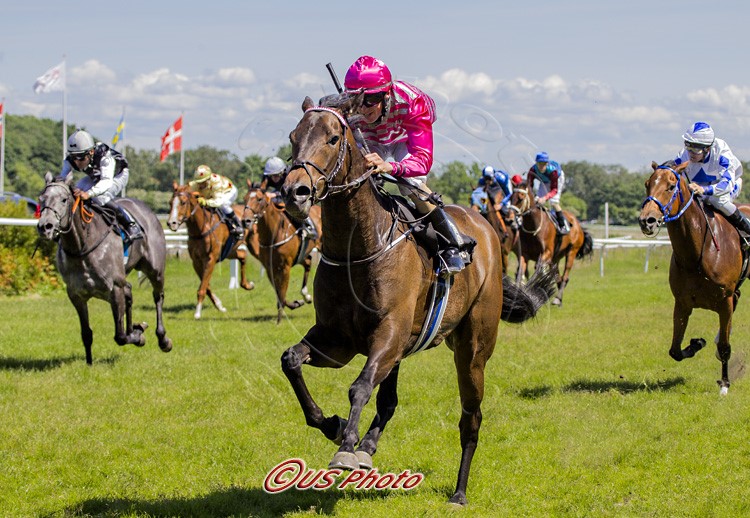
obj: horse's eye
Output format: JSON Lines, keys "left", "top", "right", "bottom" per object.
{"left": 327, "top": 135, "right": 340, "bottom": 146}
{"left": 667, "top": 184, "right": 676, "bottom": 192}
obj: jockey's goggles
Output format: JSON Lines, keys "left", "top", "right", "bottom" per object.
{"left": 685, "top": 142, "right": 709, "bottom": 154}
{"left": 363, "top": 93, "right": 386, "bottom": 107}
{"left": 71, "top": 152, "right": 89, "bottom": 161}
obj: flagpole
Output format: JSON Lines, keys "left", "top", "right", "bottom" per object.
{"left": 62, "top": 55, "right": 67, "bottom": 165}
{"left": 179, "top": 111, "right": 185, "bottom": 185}
{"left": 0, "top": 97, "right": 5, "bottom": 195}
{"left": 120, "top": 106, "right": 126, "bottom": 196}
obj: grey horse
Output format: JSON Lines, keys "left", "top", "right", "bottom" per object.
{"left": 37, "top": 172, "right": 173, "bottom": 365}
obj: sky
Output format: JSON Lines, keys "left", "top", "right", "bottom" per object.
{"left": 2, "top": 1, "right": 750, "bottom": 174}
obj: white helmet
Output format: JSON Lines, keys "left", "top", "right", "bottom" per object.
{"left": 682, "top": 122, "right": 715, "bottom": 147}
{"left": 263, "top": 156, "right": 286, "bottom": 176}
{"left": 67, "top": 130, "right": 95, "bottom": 154}
{"left": 482, "top": 165, "right": 495, "bottom": 177}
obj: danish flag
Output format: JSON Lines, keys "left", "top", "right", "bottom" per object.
{"left": 160, "top": 116, "right": 183, "bottom": 162}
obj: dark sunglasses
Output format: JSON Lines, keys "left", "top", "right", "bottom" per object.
{"left": 685, "top": 142, "right": 709, "bottom": 154}
{"left": 363, "top": 93, "right": 385, "bottom": 108}
{"left": 71, "top": 152, "right": 90, "bottom": 161}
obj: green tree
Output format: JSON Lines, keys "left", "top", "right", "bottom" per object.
{"left": 427, "top": 161, "right": 477, "bottom": 205}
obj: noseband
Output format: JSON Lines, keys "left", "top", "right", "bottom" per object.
{"left": 39, "top": 182, "right": 75, "bottom": 236}
{"left": 290, "top": 107, "right": 374, "bottom": 203}
{"left": 642, "top": 165, "right": 695, "bottom": 224}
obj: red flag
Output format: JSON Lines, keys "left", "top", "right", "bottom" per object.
{"left": 0, "top": 102, "right": 4, "bottom": 139}
{"left": 160, "top": 116, "right": 182, "bottom": 162}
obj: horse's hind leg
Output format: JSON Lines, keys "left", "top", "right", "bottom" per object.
{"left": 300, "top": 261, "right": 313, "bottom": 304}
{"left": 237, "top": 253, "right": 255, "bottom": 291}
{"left": 70, "top": 295, "right": 94, "bottom": 365}
{"left": 112, "top": 283, "right": 146, "bottom": 347}
{"left": 670, "top": 301, "right": 695, "bottom": 361}
{"left": 281, "top": 335, "right": 357, "bottom": 443}
{"left": 355, "top": 363, "right": 400, "bottom": 469}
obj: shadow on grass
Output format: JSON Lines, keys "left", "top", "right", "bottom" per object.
{"left": 518, "top": 376, "right": 686, "bottom": 399}
{"left": 0, "top": 354, "right": 116, "bottom": 371}
{"left": 61, "top": 485, "right": 395, "bottom": 517}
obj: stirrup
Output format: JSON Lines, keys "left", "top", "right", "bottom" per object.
{"left": 438, "top": 248, "right": 465, "bottom": 277}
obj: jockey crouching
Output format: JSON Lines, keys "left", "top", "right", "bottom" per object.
{"left": 60, "top": 129, "right": 143, "bottom": 244}
{"left": 527, "top": 151, "right": 569, "bottom": 235}
{"left": 188, "top": 165, "right": 245, "bottom": 240}
{"left": 677, "top": 121, "right": 750, "bottom": 246}
{"left": 471, "top": 165, "right": 513, "bottom": 215}
{"left": 345, "top": 55, "right": 467, "bottom": 277}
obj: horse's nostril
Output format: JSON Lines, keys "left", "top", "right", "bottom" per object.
{"left": 294, "top": 185, "right": 311, "bottom": 198}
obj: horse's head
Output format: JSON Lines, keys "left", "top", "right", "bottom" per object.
{"left": 37, "top": 172, "right": 75, "bottom": 241}
{"left": 167, "top": 182, "right": 198, "bottom": 231}
{"left": 639, "top": 161, "right": 690, "bottom": 236}
{"left": 509, "top": 181, "right": 532, "bottom": 215}
{"left": 282, "top": 94, "right": 365, "bottom": 219}
{"left": 242, "top": 183, "right": 269, "bottom": 230}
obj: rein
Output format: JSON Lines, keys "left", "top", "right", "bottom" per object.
{"left": 641, "top": 165, "right": 695, "bottom": 224}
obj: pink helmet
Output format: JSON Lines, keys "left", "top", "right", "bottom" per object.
{"left": 344, "top": 55, "right": 392, "bottom": 93}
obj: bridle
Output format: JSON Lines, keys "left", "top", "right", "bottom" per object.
{"left": 641, "top": 164, "right": 695, "bottom": 224}
{"left": 39, "top": 181, "right": 76, "bottom": 237}
{"left": 509, "top": 187, "right": 546, "bottom": 236}
{"left": 171, "top": 189, "right": 221, "bottom": 240}
{"left": 289, "top": 106, "right": 375, "bottom": 203}
{"left": 243, "top": 190, "right": 298, "bottom": 249}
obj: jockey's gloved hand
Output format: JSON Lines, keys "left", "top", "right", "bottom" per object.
{"left": 198, "top": 197, "right": 207, "bottom": 207}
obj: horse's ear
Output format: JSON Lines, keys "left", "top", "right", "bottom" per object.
{"left": 246, "top": 178, "right": 253, "bottom": 188}
{"left": 44, "top": 172, "right": 54, "bottom": 184}
{"left": 64, "top": 173, "right": 74, "bottom": 186}
{"left": 173, "top": 180, "right": 179, "bottom": 191}
{"left": 651, "top": 161, "right": 659, "bottom": 172}
{"left": 302, "top": 96, "right": 314, "bottom": 112}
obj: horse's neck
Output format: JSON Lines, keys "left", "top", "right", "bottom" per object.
{"left": 61, "top": 210, "right": 106, "bottom": 252}
{"left": 321, "top": 180, "right": 391, "bottom": 259}
{"left": 522, "top": 206, "right": 546, "bottom": 234}
{"left": 186, "top": 204, "right": 215, "bottom": 235}
{"left": 259, "top": 205, "right": 291, "bottom": 243}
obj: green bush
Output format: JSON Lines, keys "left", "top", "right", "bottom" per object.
{"left": 0, "top": 201, "right": 61, "bottom": 295}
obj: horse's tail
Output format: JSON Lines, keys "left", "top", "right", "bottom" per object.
{"left": 577, "top": 229, "right": 594, "bottom": 259}
{"left": 500, "top": 264, "right": 557, "bottom": 323}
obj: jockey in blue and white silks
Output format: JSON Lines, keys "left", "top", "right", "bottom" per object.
{"left": 471, "top": 166, "right": 512, "bottom": 214}
{"left": 675, "top": 121, "right": 750, "bottom": 239}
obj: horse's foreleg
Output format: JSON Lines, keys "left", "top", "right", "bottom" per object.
{"left": 716, "top": 298, "right": 733, "bottom": 395}
{"left": 553, "top": 253, "right": 575, "bottom": 306}
{"left": 300, "top": 261, "right": 313, "bottom": 304}
{"left": 70, "top": 295, "right": 93, "bottom": 365}
{"left": 330, "top": 351, "right": 399, "bottom": 471}
{"left": 280, "top": 339, "right": 355, "bottom": 443}
{"left": 670, "top": 302, "right": 694, "bottom": 361}
{"left": 152, "top": 286, "right": 172, "bottom": 353}
{"left": 237, "top": 253, "right": 255, "bottom": 291}
{"left": 355, "top": 363, "right": 401, "bottom": 469}
{"left": 112, "top": 283, "right": 146, "bottom": 347}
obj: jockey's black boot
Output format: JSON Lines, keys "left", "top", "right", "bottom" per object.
{"left": 107, "top": 201, "right": 143, "bottom": 244}
{"left": 727, "top": 210, "right": 750, "bottom": 248}
{"left": 302, "top": 217, "right": 319, "bottom": 240}
{"left": 228, "top": 212, "right": 245, "bottom": 239}
{"left": 428, "top": 207, "right": 466, "bottom": 277}
{"left": 555, "top": 210, "right": 570, "bottom": 235}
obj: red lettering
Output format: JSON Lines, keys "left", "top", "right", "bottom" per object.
{"left": 337, "top": 469, "right": 367, "bottom": 489}
{"left": 263, "top": 458, "right": 304, "bottom": 494}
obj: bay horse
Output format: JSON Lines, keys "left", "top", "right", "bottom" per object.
{"left": 241, "top": 184, "right": 322, "bottom": 323}
{"left": 509, "top": 181, "right": 594, "bottom": 306}
{"left": 37, "top": 172, "right": 173, "bottom": 365}
{"left": 482, "top": 186, "right": 523, "bottom": 283}
{"left": 167, "top": 182, "right": 256, "bottom": 319}
{"left": 279, "top": 95, "right": 557, "bottom": 506}
{"left": 639, "top": 160, "right": 749, "bottom": 394}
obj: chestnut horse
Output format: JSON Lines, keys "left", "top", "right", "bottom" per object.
{"left": 241, "top": 184, "right": 321, "bottom": 323}
{"left": 639, "top": 160, "right": 750, "bottom": 394}
{"left": 167, "top": 183, "right": 256, "bottom": 319}
{"left": 279, "top": 95, "right": 557, "bottom": 506}
{"left": 509, "top": 182, "right": 594, "bottom": 306}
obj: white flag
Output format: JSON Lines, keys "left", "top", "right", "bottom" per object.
{"left": 33, "top": 61, "right": 65, "bottom": 94}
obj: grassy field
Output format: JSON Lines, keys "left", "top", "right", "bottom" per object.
{"left": 2, "top": 246, "right": 750, "bottom": 517}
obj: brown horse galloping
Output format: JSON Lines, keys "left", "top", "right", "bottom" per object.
{"left": 167, "top": 183, "right": 256, "bottom": 319}
{"left": 242, "top": 184, "right": 321, "bottom": 323}
{"left": 639, "top": 160, "right": 750, "bottom": 394}
{"left": 279, "top": 95, "right": 556, "bottom": 506}
{"left": 483, "top": 186, "right": 523, "bottom": 283}
{"left": 509, "top": 182, "right": 594, "bottom": 306}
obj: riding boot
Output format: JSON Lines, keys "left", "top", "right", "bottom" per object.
{"left": 555, "top": 210, "right": 570, "bottom": 235}
{"left": 727, "top": 210, "right": 750, "bottom": 248}
{"left": 229, "top": 212, "right": 245, "bottom": 239}
{"left": 428, "top": 207, "right": 466, "bottom": 277}
{"left": 107, "top": 201, "right": 143, "bottom": 244}
{"left": 302, "top": 217, "right": 319, "bottom": 240}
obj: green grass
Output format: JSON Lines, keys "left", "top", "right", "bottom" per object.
{"left": 2, "top": 248, "right": 750, "bottom": 517}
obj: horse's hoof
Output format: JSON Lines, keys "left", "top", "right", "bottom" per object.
{"left": 194, "top": 313, "right": 201, "bottom": 320}
{"left": 355, "top": 450, "right": 373, "bottom": 469}
{"left": 304, "top": 294, "right": 312, "bottom": 304}
{"left": 242, "top": 282, "right": 255, "bottom": 291}
{"left": 551, "top": 297, "right": 562, "bottom": 306}
{"left": 219, "top": 307, "right": 227, "bottom": 313}
{"left": 448, "top": 491, "right": 468, "bottom": 506}
{"left": 329, "top": 451, "right": 359, "bottom": 471}
{"left": 134, "top": 322, "right": 149, "bottom": 332}
{"left": 717, "top": 380, "right": 730, "bottom": 396}
{"left": 160, "top": 338, "right": 173, "bottom": 352}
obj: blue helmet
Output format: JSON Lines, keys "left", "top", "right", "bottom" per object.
{"left": 482, "top": 165, "right": 495, "bottom": 177}
{"left": 535, "top": 152, "right": 549, "bottom": 163}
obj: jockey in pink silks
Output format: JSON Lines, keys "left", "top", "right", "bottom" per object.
{"left": 344, "top": 55, "right": 467, "bottom": 276}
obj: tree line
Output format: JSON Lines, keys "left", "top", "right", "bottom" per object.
{"left": 4, "top": 114, "right": 749, "bottom": 225}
